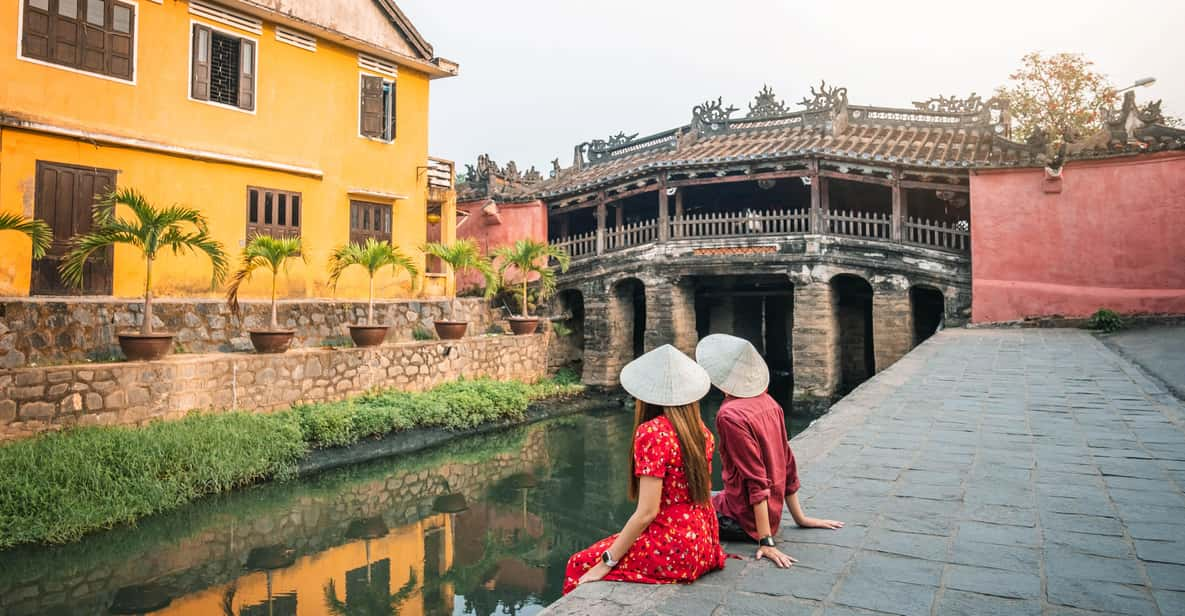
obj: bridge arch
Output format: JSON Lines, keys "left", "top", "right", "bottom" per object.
{"left": 609, "top": 277, "right": 647, "bottom": 373}
{"left": 910, "top": 285, "right": 945, "bottom": 344}
{"left": 549, "top": 288, "right": 586, "bottom": 378}
{"left": 830, "top": 273, "right": 875, "bottom": 395}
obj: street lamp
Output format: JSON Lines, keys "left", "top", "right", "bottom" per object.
{"left": 1117, "top": 77, "right": 1156, "bottom": 93}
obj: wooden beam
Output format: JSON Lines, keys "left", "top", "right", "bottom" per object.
{"left": 658, "top": 178, "right": 670, "bottom": 242}
{"left": 595, "top": 197, "right": 607, "bottom": 255}
{"left": 808, "top": 160, "right": 821, "bottom": 233}
{"left": 899, "top": 179, "right": 970, "bottom": 193}
{"left": 603, "top": 181, "right": 660, "bottom": 202}
{"left": 667, "top": 168, "right": 809, "bottom": 189}
{"left": 819, "top": 169, "right": 894, "bottom": 187}
{"left": 891, "top": 169, "right": 903, "bottom": 242}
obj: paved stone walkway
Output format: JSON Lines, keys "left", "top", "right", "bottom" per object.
{"left": 1103, "top": 325, "right": 1185, "bottom": 402}
{"left": 545, "top": 329, "right": 1185, "bottom": 616}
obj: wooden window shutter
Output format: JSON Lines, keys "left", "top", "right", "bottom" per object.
{"left": 51, "top": 1, "right": 82, "bottom": 66}
{"left": 360, "top": 75, "right": 383, "bottom": 138}
{"left": 79, "top": 0, "right": 108, "bottom": 74}
{"left": 22, "top": 0, "right": 53, "bottom": 60}
{"left": 191, "top": 24, "right": 212, "bottom": 100}
{"left": 106, "top": 1, "right": 134, "bottom": 80}
{"left": 237, "top": 38, "right": 255, "bottom": 110}
{"left": 387, "top": 80, "right": 397, "bottom": 140}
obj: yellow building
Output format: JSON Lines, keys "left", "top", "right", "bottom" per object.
{"left": 0, "top": 0, "right": 458, "bottom": 300}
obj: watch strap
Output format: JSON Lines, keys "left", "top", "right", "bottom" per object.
{"left": 758, "top": 535, "right": 776, "bottom": 547}
{"left": 601, "top": 550, "right": 619, "bottom": 567}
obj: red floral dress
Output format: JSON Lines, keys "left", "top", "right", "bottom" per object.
{"left": 563, "top": 415, "right": 726, "bottom": 594}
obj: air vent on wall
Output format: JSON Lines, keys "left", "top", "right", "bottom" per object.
{"left": 276, "top": 27, "right": 316, "bottom": 51}
{"left": 358, "top": 54, "right": 398, "bottom": 78}
{"left": 189, "top": 1, "right": 262, "bottom": 35}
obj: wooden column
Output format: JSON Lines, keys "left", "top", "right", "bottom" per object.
{"left": 674, "top": 189, "right": 684, "bottom": 238}
{"left": 559, "top": 215, "right": 570, "bottom": 238}
{"left": 595, "top": 200, "right": 607, "bottom": 255}
{"left": 615, "top": 204, "right": 624, "bottom": 229}
{"left": 658, "top": 180, "right": 670, "bottom": 242}
{"left": 890, "top": 169, "right": 903, "bottom": 241}
{"left": 808, "top": 159, "right": 821, "bottom": 233}
{"left": 820, "top": 177, "right": 830, "bottom": 233}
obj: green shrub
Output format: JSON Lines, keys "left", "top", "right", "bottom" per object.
{"left": 551, "top": 321, "right": 573, "bottom": 337}
{"left": 412, "top": 325, "right": 436, "bottom": 341}
{"left": 1087, "top": 308, "right": 1127, "bottom": 333}
{"left": 0, "top": 412, "right": 306, "bottom": 548}
{"left": 485, "top": 323, "right": 506, "bottom": 335}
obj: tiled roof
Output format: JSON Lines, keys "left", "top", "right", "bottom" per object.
{"left": 511, "top": 85, "right": 1185, "bottom": 202}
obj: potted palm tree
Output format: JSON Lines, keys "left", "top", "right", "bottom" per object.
{"left": 60, "top": 188, "right": 227, "bottom": 361}
{"left": 422, "top": 239, "right": 498, "bottom": 340}
{"left": 0, "top": 212, "right": 52, "bottom": 260}
{"left": 328, "top": 238, "right": 419, "bottom": 347}
{"left": 226, "top": 235, "right": 304, "bottom": 354}
{"left": 493, "top": 239, "right": 570, "bottom": 335}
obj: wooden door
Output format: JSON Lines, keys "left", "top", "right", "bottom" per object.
{"left": 31, "top": 161, "right": 116, "bottom": 295}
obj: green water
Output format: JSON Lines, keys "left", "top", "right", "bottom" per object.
{"left": 0, "top": 383, "right": 817, "bottom": 616}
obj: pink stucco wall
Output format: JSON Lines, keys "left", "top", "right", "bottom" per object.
{"left": 970, "top": 153, "right": 1185, "bottom": 323}
{"left": 456, "top": 199, "right": 548, "bottom": 292}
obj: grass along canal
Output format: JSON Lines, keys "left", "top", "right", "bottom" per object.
{"left": 0, "top": 379, "right": 818, "bottom": 615}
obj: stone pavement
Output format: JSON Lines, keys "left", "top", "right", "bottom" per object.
{"left": 544, "top": 329, "right": 1185, "bottom": 616}
{"left": 1103, "top": 325, "right": 1185, "bottom": 402}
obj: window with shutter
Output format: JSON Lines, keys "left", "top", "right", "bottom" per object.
{"left": 20, "top": 0, "right": 135, "bottom": 81}
{"left": 349, "top": 200, "right": 392, "bottom": 244}
{"left": 359, "top": 74, "right": 397, "bottom": 142}
{"left": 246, "top": 187, "right": 302, "bottom": 239}
{"left": 190, "top": 23, "right": 256, "bottom": 111}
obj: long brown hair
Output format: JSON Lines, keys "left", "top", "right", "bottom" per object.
{"left": 628, "top": 400, "right": 712, "bottom": 504}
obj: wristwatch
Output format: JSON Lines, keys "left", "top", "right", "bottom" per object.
{"left": 758, "top": 535, "right": 776, "bottom": 548}
{"left": 601, "top": 550, "right": 619, "bottom": 568}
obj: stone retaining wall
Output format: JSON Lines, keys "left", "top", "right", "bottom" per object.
{"left": 0, "top": 297, "right": 506, "bottom": 368}
{"left": 0, "top": 333, "right": 548, "bottom": 441}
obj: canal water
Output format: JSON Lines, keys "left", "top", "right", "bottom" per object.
{"left": 0, "top": 381, "right": 818, "bottom": 616}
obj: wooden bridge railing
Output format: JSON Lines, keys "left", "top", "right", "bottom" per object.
{"left": 550, "top": 208, "right": 969, "bottom": 260}
{"left": 905, "top": 216, "right": 970, "bottom": 252}
{"left": 551, "top": 230, "right": 597, "bottom": 260}
{"left": 606, "top": 219, "right": 660, "bottom": 252}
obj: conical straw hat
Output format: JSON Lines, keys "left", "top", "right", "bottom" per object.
{"left": 695, "top": 334, "right": 770, "bottom": 398}
{"left": 619, "top": 344, "right": 711, "bottom": 407}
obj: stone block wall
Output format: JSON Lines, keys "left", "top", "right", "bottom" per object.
{"left": 871, "top": 278, "right": 915, "bottom": 375}
{"left": 791, "top": 281, "right": 839, "bottom": 399}
{"left": 0, "top": 297, "right": 502, "bottom": 368}
{"left": 0, "top": 333, "right": 548, "bottom": 441}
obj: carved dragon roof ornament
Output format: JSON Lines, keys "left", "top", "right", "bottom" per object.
{"left": 462, "top": 154, "right": 542, "bottom": 186}
{"left": 912, "top": 93, "right": 987, "bottom": 114}
{"left": 692, "top": 97, "right": 739, "bottom": 132}
{"left": 798, "top": 80, "right": 848, "bottom": 111}
{"left": 747, "top": 85, "right": 789, "bottom": 119}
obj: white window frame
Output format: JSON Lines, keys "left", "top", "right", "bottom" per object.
{"left": 16, "top": 0, "right": 141, "bottom": 85}
{"left": 357, "top": 70, "right": 395, "bottom": 144}
{"left": 187, "top": 18, "right": 259, "bottom": 116}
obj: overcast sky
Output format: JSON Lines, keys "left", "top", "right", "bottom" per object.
{"left": 400, "top": 0, "right": 1185, "bottom": 173}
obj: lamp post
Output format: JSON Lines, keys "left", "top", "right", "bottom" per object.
{"left": 1116, "top": 77, "right": 1156, "bottom": 93}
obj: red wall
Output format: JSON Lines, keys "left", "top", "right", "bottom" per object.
{"left": 970, "top": 153, "right": 1185, "bottom": 323}
{"left": 456, "top": 199, "right": 548, "bottom": 292}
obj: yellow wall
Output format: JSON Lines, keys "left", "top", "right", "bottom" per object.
{"left": 0, "top": 0, "right": 453, "bottom": 299}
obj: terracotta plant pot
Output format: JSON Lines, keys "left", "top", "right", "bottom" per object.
{"left": 434, "top": 320, "right": 468, "bottom": 340}
{"left": 348, "top": 325, "right": 389, "bottom": 347}
{"left": 508, "top": 317, "right": 539, "bottom": 335}
{"left": 249, "top": 330, "right": 296, "bottom": 354}
{"left": 118, "top": 333, "right": 174, "bottom": 362}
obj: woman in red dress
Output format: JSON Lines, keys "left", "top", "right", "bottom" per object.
{"left": 563, "top": 345, "right": 726, "bottom": 594}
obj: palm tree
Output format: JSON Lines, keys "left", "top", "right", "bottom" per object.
{"left": 61, "top": 188, "right": 227, "bottom": 335}
{"left": 226, "top": 235, "right": 304, "bottom": 330}
{"left": 422, "top": 239, "right": 499, "bottom": 311}
{"left": 0, "top": 212, "right": 52, "bottom": 259}
{"left": 492, "top": 239, "right": 570, "bottom": 318}
{"left": 327, "top": 239, "right": 419, "bottom": 325}
{"left": 324, "top": 567, "right": 418, "bottom": 616}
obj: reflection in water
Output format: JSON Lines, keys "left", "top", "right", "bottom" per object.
{"left": 0, "top": 379, "right": 817, "bottom": 616}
